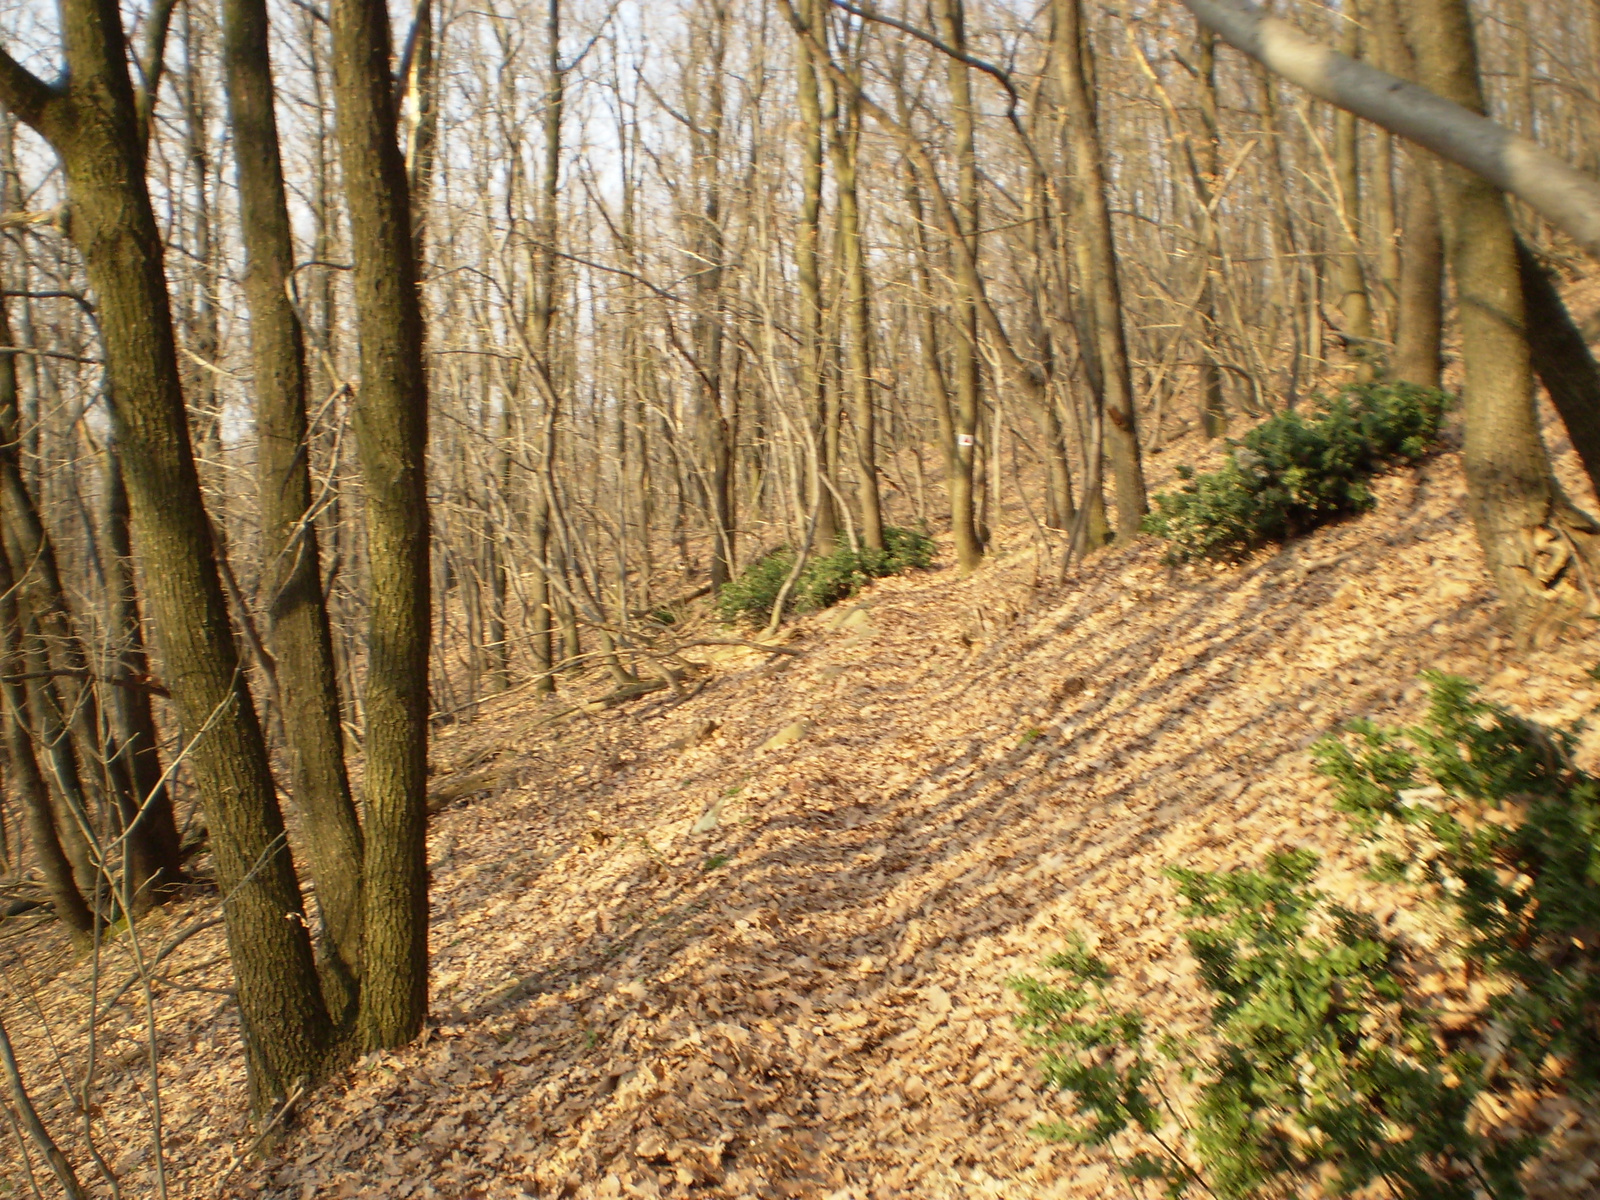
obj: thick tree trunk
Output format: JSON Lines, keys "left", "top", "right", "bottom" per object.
{"left": 329, "top": 0, "right": 432, "bottom": 1050}
{"left": 1372, "top": 0, "right": 1443, "bottom": 390}
{"left": 1412, "top": 0, "right": 1600, "bottom": 639}
{"left": 224, "top": 0, "right": 365, "bottom": 1016}
{"left": 1392, "top": 170, "right": 1445, "bottom": 388}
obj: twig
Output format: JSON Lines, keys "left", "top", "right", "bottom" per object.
{"left": 0, "top": 1012, "right": 86, "bottom": 1200}
{"left": 211, "top": 1081, "right": 305, "bottom": 1194}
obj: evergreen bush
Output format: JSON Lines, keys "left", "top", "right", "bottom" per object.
{"left": 1143, "top": 382, "right": 1450, "bottom": 561}
{"left": 1010, "top": 675, "right": 1598, "bottom": 1199}
{"left": 716, "top": 525, "right": 935, "bottom": 625}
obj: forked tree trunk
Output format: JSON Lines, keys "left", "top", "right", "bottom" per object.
{"left": 329, "top": 0, "right": 432, "bottom": 1050}
{"left": 223, "top": 0, "right": 365, "bottom": 1017}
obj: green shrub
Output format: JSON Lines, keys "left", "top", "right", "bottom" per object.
{"left": 1315, "top": 674, "right": 1600, "bottom": 1092}
{"left": 1143, "top": 382, "right": 1449, "bottom": 561}
{"left": 714, "top": 546, "right": 798, "bottom": 624}
{"left": 716, "top": 526, "right": 935, "bottom": 624}
{"left": 1010, "top": 676, "right": 1597, "bottom": 1198}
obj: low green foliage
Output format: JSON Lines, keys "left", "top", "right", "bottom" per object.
{"left": 1143, "top": 382, "right": 1450, "bottom": 561}
{"left": 1010, "top": 676, "right": 1596, "bottom": 1199}
{"left": 715, "top": 548, "right": 800, "bottom": 625}
{"left": 716, "top": 525, "right": 935, "bottom": 624}
{"left": 1315, "top": 674, "right": 1600, "bottom": 1092}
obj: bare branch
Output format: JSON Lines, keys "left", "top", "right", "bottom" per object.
{"left": 1177, "top": 0, "right": 1600, "bottom": 259}
{"left": 0, "top": 45, "right": 59, "bottom": 134}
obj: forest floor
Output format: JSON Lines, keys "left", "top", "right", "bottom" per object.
{"left": 5, "top": 407, "right": 1600, "bottom": 1200}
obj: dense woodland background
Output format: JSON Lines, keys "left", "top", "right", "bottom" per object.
{"left": 2, "top": 0, "right": 1600, "bottom": 1193}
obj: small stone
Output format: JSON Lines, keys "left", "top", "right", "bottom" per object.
{"left": 692, "top": 798, "right": 725, "bottom": 833}
{"left": 840, "top": 607, "right": 874, "bottom": 632}
{"left": 759, "top": 720, "right": 810, "bottom": 751}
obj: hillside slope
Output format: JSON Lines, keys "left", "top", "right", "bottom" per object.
{"left": 6, "top": 424, "right": 1599, "bottom": 1199}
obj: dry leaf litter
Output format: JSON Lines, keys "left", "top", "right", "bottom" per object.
{"left": 4, "top": 408, "right": 1599, "bottom": 1200}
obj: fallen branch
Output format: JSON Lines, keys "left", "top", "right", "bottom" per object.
{"left": 675, "top": 638, "right": 804, "bottom": 658}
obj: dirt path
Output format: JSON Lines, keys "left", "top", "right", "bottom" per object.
{"left": 5, "top": 430, "right": 1598, "bottom": 1199}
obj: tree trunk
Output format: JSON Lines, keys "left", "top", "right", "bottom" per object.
{"left": 0, "top": 542, "right": 93, "bottom": 947}
{"left": 1331, "top": 8, "right": 1374, "bottom": 375}
{"left": 935, "top": 0, "right": 984, "bottom": 573}
{"left": 828, "top": 39, "right": 883, "bottom": 552}
{"left": 1516, "top": 238, "right": 1600, "bottom": 499}
{"left": 794, "top": 0, "right": 838, "bottom": 554}
{"left": 100, "top": 437, "right": 185, "bottom": 892}
{"left": 1412, "top": 0, "right": 1600, "bottom": 639}
{"left": 1195, "top": 30, "right": 1229, "bottom": 438}
{"left": 1392, "top": 169, "right": 1444, "bottom": 388}
{"left": 329, "top": 0, "right": 433, "bottom": 1050}
{"left": 1054, "top": 0, "right": 1146, "bottom": 540}
{"left": 224, "top": 0, "right": 365, "bottom": 1016}
{"left": 1373, "top": 0, "right": 1443, "bottom": 390}
{"left": 691, "top": 2, "right": 735, "bottom": 590}
{"left": 0, "top": 0, "right": 334, "bottom": 1113}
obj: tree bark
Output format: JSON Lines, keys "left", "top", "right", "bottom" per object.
{"left": 795, "top": 0, "right": 839, "bottom": 554}
{"left": 1411, "top": 0, "right": 1600, "bottom": 639}
{"left": 329, "top": 0, "right": 432, "bottom": 1050}
{"left": 934, "top": 0, "right": 984, "bottom": 573}
{"left": 1371, "top": 0, "right": 1443, "bottom": 390}
{"left": 0, "top": 541, "right": 93, "bottom": 946}
{"left": 1331, "top": 9, "right": 1374, "bottom": 374}
{"left": 1516, "top": 238, "right": 1600, "bottom": 499}
{"left": 0, "top": 0, "right": 334, "bottom": 1112}
{"left": 224, "top": 0, "right": 365, "bottom": 1016}
{"left": 1194, "top": 30, "right": 1229, "bottom": 437}
{"left": 825, "top": 25, "right": 883, "bottom": 552}
{"left": 100, "top": 438, "right": 184, "bottom": 887}
{"left": 691, "top": 2, "right": 735, "bottom": 589}
{"left": 1392, "top": 168, "right": 1445, "bottom": 389}
{"left": 1053, "top": 0, "right": 1146, "bottom": 539}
